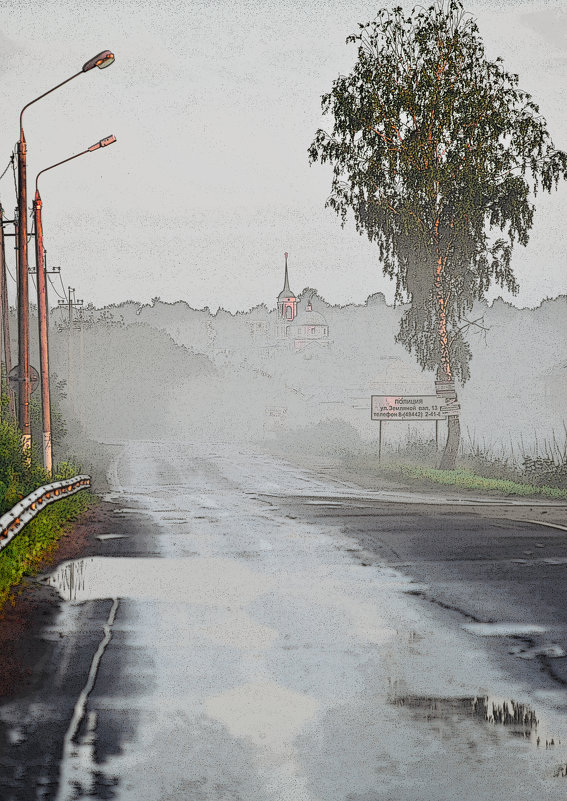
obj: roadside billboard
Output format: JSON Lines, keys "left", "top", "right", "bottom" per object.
{"left": 371, "top": 395, "right": 448, "bottom": 421}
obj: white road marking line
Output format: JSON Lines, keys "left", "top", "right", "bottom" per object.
{"left": 525, "top": 520, "right": 567, "bottom": 533}
{"left": 55, "top": 598, "right": 119, "bottom": 801}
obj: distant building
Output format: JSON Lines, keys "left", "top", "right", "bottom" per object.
{"left": 276, "top": 253, "right": 330, "bottom": 351}
{"left": 277, "top": 252, "right": 298, "bottom": 338}
{"left": 291, "top": 298, "right": 330, "bottom": 352}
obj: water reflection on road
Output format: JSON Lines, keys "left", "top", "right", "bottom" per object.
{"left": 41, "top": 442, "right": 567, "bottom": 800}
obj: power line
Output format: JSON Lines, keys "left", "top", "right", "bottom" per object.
{"left": 5, "top": 263, "right": 16, "bottom": 284}
{"left": 27, "top": 215, "right": 34, "bottom": 244}
{"left": 48, "top": 274, "right": 66, "bottom": 300}
{"left": 11, "top": 149, "right": 17, "bottom": 199}
{"left": 0, "top": 154, "right": 13, "bottom": 185}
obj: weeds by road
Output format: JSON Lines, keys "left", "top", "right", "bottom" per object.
{"left": 265, "top": 419, "right": 567, "bottom": 500}
{"left": 0, "top": 417, "right": 93, "bottom": 608}
{"left": 390, "top": 465, "right": 567, "bottom": 500}
{"left": 0, "top": 491, "right": 92, "bottom": 608}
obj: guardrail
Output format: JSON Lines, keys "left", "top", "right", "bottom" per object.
{"left": 0, "top": 475, "right": 91, "bottom": 554}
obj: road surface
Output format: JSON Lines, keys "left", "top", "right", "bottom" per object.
{"left": 1, "top": 441, "right": 567, "bottom": 800}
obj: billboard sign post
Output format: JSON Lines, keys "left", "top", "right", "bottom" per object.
{"left": 370, "top": 394, "right": 449, "bottom": 462}
{"left": 371, "top": 395, "right": 448, "bottom": 422}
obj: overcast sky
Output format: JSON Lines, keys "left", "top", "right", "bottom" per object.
{"left": 0, "top": 0, "right": 565, "bottom": 311}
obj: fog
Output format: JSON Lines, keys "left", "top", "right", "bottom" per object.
{"left": 17, "top": 286, "right": 564, "bottom": 466}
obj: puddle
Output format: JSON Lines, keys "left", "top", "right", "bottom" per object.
{"left": 509, "top": 644, "right": 567, "bottom": 660}
{"left": 96, "top": 534, "right": 129, "bottom": 541}
{"left": 462, "top": 623, "right": 567, "bottom": 660}
{"left": 7, "top": 727, "right": 25, "bottom": 745}
{"left": 392, "top": 694, "right": 542, "bottom": 740}
{"left": 205, "top": 680, "right": 319, "bottom": 746}
{"left": 44, "top": 556, "right": 272, "bottom": 604}
{"left": 463, "top": 623, "right": 547, "bottom": 637}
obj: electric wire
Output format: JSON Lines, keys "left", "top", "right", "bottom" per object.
{"left": 48, "top": 274, "right": 66, "bottom": 301}
{"left": 59, "top": 272, "right": 67, "bottom": 300}
{"left": 0, "top": 154, "right": 13, "bottom": 185}
{"left": 11, "top": 150, "right": 17, "bottom": 200}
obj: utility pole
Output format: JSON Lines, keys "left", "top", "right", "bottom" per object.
{"left": 43, "top": 253, "right": 60, "bottom": 358}
{"left": 33, "top": 190, "right": 52, "bottom": 472}
{"left": 0, "top": 205, "right": 16, "bottom": 420}
{"left": 59, "top": 287, "right": 82, "bottom": 413}
{"left": 77, "top": 308, "right": 86, "bottom": 432}
{"left": 17, "top": 132, "right": 31, "bottom": 454}
{"left": 13, "top": 208, "right": 18, "bottom": 284}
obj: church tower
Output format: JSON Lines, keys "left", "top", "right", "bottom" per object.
{"left": 277, "top": 252, "right": 297, "bottom": 338}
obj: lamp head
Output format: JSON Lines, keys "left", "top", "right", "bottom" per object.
{"left": 88, "top": 134, "right": 117, "bottom": 152}
{"left": 83, "top": 50, "right": 115, "bottom": 72}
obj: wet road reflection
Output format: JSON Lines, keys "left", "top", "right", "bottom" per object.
{"left": 7, "top": 442, "right": 567, "bottom": 800}
{"left": 392, "top": 694, "right": 541, "bottom": 737}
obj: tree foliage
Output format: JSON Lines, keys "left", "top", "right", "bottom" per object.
{"left": 309, "top": 0, "right": 567, "bottom": 383}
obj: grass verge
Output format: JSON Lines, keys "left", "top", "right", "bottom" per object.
{"left": 395, "top": 465, "right": 567, "bottom": 500}
{"left": 0, "top": 490, "right": 93, "bottom": 609}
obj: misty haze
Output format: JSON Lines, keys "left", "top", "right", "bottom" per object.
{"left": 0, "top": 1, "right": 566, "bottom": 800}
{"left": 27, "top": 262, "right": 564, "bottom": 466}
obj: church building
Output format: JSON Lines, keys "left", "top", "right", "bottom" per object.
{"left": 276, "top": 253, "right": 330, "bottom": 351}
{"left": 277, "top": 252, "right": 297, "bottom": 339}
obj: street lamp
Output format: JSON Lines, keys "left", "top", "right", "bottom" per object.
{"left": 17, "top": 50, "right": 114, "bottom": 456}
{"left": 82, "top": 51, "right": 115, "bottom": 72}
{"left": 34, "top": 135, "right": 116, "bottom": 473}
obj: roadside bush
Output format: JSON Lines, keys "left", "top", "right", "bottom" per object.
{"left": 522, "top": 456, "right": 567, "bottom": 489}
{"left": 0, "top": 411, "right": 93, "bottom": 607}
{"left": 459, "top": 451, "right": 520, "bottom": 483}
{"left": 391, "top": 435, "right": 438, "bottom": 466}
{"left": 0, "top": 420, "right": 48, "bottom": 514}
{"left": 0, "top": 490, "right": 91, "bottom": 608}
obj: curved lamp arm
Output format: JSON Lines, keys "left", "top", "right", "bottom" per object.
{"left": 35, "top": 135, "right": 116, "bottom": 195}
{"left": 20, "top": 51, "right": 115, "bottom": 139}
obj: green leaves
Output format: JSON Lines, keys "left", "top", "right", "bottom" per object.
{"left": 310, "top": 0, "right": 567, "bottom": 383}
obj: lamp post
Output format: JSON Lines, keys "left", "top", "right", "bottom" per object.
{"left": 34, "top": 135, "right": 116, "bottom": 472}
{"left": 17, "top": 50, "right": 114, "bottom": 456}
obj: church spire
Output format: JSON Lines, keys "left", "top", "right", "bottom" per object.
{"left": 277, "top": 251, "right": 297, "bottom": 325}
{"left": 282, "top": 251, "right": 291, "bottom": 294}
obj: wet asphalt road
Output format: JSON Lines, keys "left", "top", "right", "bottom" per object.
{"left": 284, "top": 498, "right": 567, "bottom": 686}
{"left": 1, "top": 441, "right": 567, "bottom": 800}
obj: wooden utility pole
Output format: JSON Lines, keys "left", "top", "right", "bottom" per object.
{"left": 17, "top": 134, "right": 31, "bottom": 455}
{"left": 0, "top": 205, "right": 16, "bottom": 420}
{"left": 59, "top": 288, "right": 82, "bottom": 413}
{"left": 33, "top": 190, "right": 53, "bottom": 472}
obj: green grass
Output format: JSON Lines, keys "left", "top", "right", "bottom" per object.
{"left": 396, "top": 465, "right": 567, "bottom": 499}
{"left": 0, "top": 491, "right": 92, "bottom": 609}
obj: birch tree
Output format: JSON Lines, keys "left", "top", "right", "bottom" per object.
{"left": 309, "top": 0, "right": 567, "bottom": 468}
